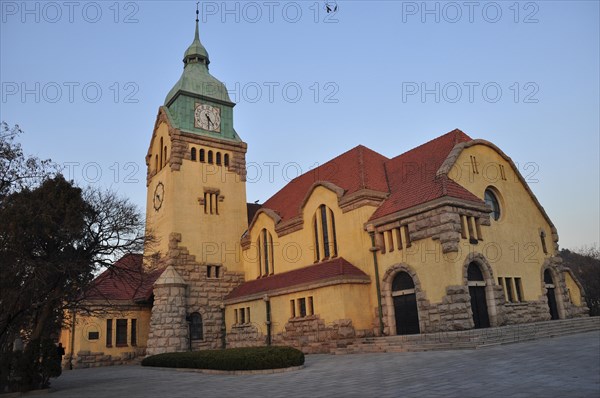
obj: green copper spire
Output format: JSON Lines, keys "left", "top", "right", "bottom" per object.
{"left": 162, "top": 5, "right": 239, "bottom": 141}
{"left": 183, "top": 4, "right": 209, "bottom": 67}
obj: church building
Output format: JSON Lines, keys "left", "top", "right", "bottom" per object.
{"left": 60, "top": 14, "right": 588, "bottom": 365}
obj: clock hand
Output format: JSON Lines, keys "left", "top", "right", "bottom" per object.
{"left": 206, "top": 114, "right": 212, "bottom": 128}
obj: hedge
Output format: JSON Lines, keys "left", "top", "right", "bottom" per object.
{"left": 141, "top": 346, "right": 304, "bottom": 371}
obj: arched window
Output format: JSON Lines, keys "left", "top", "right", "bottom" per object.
{"left": 163, "top": 146, "right": 168, "bottom": 167}
{"left": 208, "top": 150, "right": 214, "bottom": 164}
{"left": 154, "top": 154, "right": 158, "bottom": 172}
{"left": 224, "top": 154, "right": 230, "bottom": 167}
{"left": 543, "top": 269, "right": 554, "bottom": 285}
{"left": 159, "top": 137, "right": 163, "bottom": 169}
{"left": 467, "top": 262, "right": 485, "bottom": 281}
{"left": 312, "top": 204, "right": 338, "bottom": 262}
{"left": 392, "top": 272, "right": 415, "bottom": 292}
{"left": 257, "top": 229, "right": 274, "bottom": 277}
{"left": 191, "top": 148, "right": 197, "bottom": 161}
{"left": 216, "top": 152, "right": 222, "bottom": 165}
{"left": 189, "top": 312, "right": 203, "bottom": 340}
{"left": 484, "top": 188, "right": 501, "bottom": 221}
{"left": 199, "top": 149, "right": 205, "bottom": 162}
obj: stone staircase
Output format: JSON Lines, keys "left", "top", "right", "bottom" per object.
{"left": 333, "top": 317, "right": 600, "bottom": 355}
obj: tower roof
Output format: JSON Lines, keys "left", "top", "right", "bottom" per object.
{"left": 164, "top": 11, "right": 232, "bottom": 106}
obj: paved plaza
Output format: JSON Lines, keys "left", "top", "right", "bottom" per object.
{"left": 51, "top": 331, "right": 600, "bottom": 398}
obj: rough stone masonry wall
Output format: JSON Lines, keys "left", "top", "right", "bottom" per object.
{"left": 67, "top": 349, "right": 145, "bottom": 369}
{"left": 146, "top": 283, "right": 188, "bottom": 355}
{"left": 162, "top": 233, "right": 245, "bottom": 351}
{"left": 227, "top": 316, "right": 374, "bottom": 354}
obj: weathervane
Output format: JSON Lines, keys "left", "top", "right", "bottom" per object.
{"left": 196, "top": 2, "right": 200, "bottom": 22}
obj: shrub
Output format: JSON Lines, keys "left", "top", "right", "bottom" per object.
{"left": 141, "top": 346, "right": 304, "bottom": 371}
{"left": 0, "top": 339, "right": 62, "bottom": 393}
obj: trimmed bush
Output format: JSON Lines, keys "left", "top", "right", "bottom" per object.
{"left": 141, "top": 346, "right": 304, "bottom": 371}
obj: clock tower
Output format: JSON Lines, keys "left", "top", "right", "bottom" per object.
{"left": 145, "top": 10, "right": 248, "bottom": 354}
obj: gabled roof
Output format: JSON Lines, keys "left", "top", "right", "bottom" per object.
{"left": 83, "top": 254, "right": 164, "bottom": 303}
{"left": 370, "top": 129, "right": 483, "bottom": 220}
{"left": 224, "top": 257, "right": 369, "bottom": 302}
{"left": 257, "top": 129, "right": 485, "bottom": 227}
{"left": 262, "top": 145, "right": 389, "bottom": 223}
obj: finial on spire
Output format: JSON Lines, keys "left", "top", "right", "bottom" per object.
{"left": 196, "top": 2, "right": 200, "bottom": 22}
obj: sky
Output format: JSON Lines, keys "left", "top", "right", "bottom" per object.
{"left": 1, "top": 0, "right": 598, "bottom": 251}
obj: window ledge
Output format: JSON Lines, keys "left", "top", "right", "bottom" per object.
{"left": 115, "top": 344, "right": 128, "bottom": 347}
{"left": 505, "top": 301, "right": 528, "bottom": 306}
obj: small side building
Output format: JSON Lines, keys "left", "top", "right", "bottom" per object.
{"left": 59, "top": 254, "right": 162, "bottom": 368}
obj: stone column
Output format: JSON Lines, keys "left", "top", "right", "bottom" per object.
{"left": 146, "top": 266, "right": 188, "bottom": 356}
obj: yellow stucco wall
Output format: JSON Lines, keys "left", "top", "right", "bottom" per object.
{"left": 59, "top": 307, "right": 151, "bottom": 357}
{"left": 226, "top": 283, "right": 373, "bottom": 335}
{"left": 564, "top": 271, "right": 582, "bottom": 306}
{"left": 447, "top": 144, "right": 557, "bottom": 302}
{"left": 145, "top": 122, "right": 248, "bottom": 273}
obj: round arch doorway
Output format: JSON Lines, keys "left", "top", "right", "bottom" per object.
{"left": 392, "top": 271, "right": 420, "bottom": 335}
{"left": 467, "top": 262, "right": 490, "bottom": 329}
{"left": 544, "top": 269, "right": 560, "bottom": 320}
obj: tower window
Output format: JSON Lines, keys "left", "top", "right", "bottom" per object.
{"left": 203, "top": 191, "right": 219, "bottom": 215}
{"left": 191, "top": 148, "right": 197, "bottom": 161}
{"left": 199, "top": 149, "right": 205, "bottom": 162}
{"left": 208, "top": 150, "right": 214, "bottom": 164}
{"left": 216, "top": 152, "right": 222, "bottom": 165}
{"left": 224, "top": 154, "right": 230, "bottom": 167}
{"left": 484, "top": 188, "right": 501, "bottom": 221}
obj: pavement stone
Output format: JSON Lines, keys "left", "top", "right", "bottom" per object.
{"left": 50, "top": 331, "right": 600, "bottom": 398}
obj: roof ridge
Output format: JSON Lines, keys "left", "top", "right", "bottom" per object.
{"left": 389, "top": 129, "right": 471, "bottom": 161}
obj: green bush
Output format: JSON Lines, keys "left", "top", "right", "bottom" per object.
{"left": 141, "top": 346, "right": 304, "bottom": 371}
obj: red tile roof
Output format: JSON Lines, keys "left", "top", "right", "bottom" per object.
{"left": 224, "top": 257, "right": 369, "bottom": 301}
{"left": 83, "top": 254, "right": 164, "bottom": 302}
{"left": 370, "top": 129, "right": 483, "bottom": 220}
{"left": 258, "top": 129, "right": 485, "bottom": 225}
{"left": 262, "top": 145, "right": 389, "bottom": 222}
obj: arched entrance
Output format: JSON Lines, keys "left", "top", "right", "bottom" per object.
{"left": 544, "top": 269, "right": 559, "bottom": 320}
{"left": 392, "top": 272, "right": 420, "bottom": 335}
{"left": 467, "top": 262, "right": 490, "bottom": 329}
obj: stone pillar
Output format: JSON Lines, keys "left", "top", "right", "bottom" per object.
{"left": 146, "top": 266, "right": 188, "bottom": 356}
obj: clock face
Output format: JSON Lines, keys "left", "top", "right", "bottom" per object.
{"left": 194, "top": 103, "right": 221, "bottom": 132}
{"left": 153, "top": 182, "right": 164, "bottom": 211}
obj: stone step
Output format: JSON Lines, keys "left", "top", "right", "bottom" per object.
{"left": 334, "top": 317, "right": 600, "bottom": 355}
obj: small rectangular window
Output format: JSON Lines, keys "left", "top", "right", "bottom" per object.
{"left": 540, "top": 231, "right": 548, "bottom": 254}
{"left": 395, "top": 227, "right": 403, "bottom": 249}
{"left": 246, "top": 307, "right": 251, "bottom": 323}
{"left": 460, "top": 216, "right": 468, "bottom": 239}
{"left": 404, "top": 226, "right": 412, "bottom": 248}
{"left": 234, "top": 309, "right": 238, "bottom": 324}
{"left": 131, "top": 319, "right": 137, "bottom": 346}
{"left": 299, "top": 298, "right": 307, "bottom": 317}
{"left": 387, "top": 230, "right": 394, "bottom": 252}
{"left": 379, "top": 232, "right": 386, "bottom": 254}
{"left": 515, "top": 278, "right": 523, "bottom": 302}
{"left": 308, "top": 296, "right": 314, "bottom": 316}
{"left": 475, "top": 218, "right": 483, "bottom": 241}
{"left": 106, "top": 319, "right": 113, "bottom": 347}
{"left": 116, "top": 319, "right": 127, "bottom": 346}
{"left": 290, "top": 300, "right": 296, "bottom": 318}
{"left": 89, "top": 332, "right": 99, "bottom": 340}
{"left": 505, "top": 277, "right": 514, "bottom": 303}
{"left": 207, "top": 265, "right": 212, "bottom": 278}
{"left": 215, "top": 266, "right": 220, "bottom": 278}
{"left": 240, "top": 308, "right": 246, "bottom": 324}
